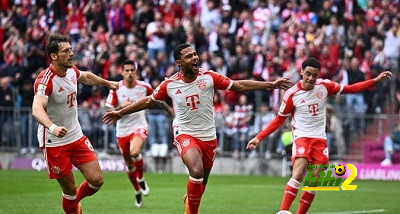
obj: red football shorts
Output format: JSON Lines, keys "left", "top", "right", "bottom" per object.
{"left": 42, "top": 136, "right": 97, "bottom": 179}
{"left": 117, "top": 128, "right": 148, "bottom": 156}
{"left": 173, "top": 134, "right": 218, "bottom": 170}
{"left": 291, "top": 137, "right": 329, "bottom": 166}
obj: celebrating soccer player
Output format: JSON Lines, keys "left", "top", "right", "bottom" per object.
{"left": 32, "top": 33, "right": 118, "bottom": 214}
{"left": 105, "top": 60, "right": 173, "bottom": 207}
{"left": 247, "top": 57, "right": 393, "bottom": 214}
{"left": 102, "top": 43, "right": 291, "bottom": 214}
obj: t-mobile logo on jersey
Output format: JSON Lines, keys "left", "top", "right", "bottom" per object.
{"left": 186, "top": 94, "right": 200, "bottom": 110}
{"left": 308, "top": 103, "right": 319, "bottom": 116}
{"left": 67, "top": 92, "right": 77, "bottom": 108}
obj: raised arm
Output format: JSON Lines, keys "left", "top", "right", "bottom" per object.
{"left": 78, "top": 71, "right": 119, "bottom": 89}
{"left": 32, "top": 95, "right": 68, "bottom": 138}
{"left": 102, "top": 96, "right": 156, "bottom": 125}
{"left": 230, "top": 78, "right": 291, "bottom": 92}
{"left": 341, "top": 71, "right": 393, "bottom": 94}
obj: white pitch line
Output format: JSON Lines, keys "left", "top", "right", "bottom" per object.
{"left": 310, "top": 209, "right": 386, "bottom": 214}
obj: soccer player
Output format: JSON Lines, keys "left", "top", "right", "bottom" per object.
{"left": 105, "top": 60, "right": 173, "bottom": 207}
{"left": 102, "top": 44, "right": 291, "bottom": 214}
{"left": 32, "top": 33, "right": 118, "bottom": 214}
{"left": 247, "top": 57, "right": 393, "bottom": 214}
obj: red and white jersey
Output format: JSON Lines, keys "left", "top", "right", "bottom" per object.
{"left": 279, "top": 79, "right": 344, "bottom": 140}
{"left": 106, "top": 80, "right": 153, "bottom": 137}
{"left": 151, "top": 69, "right": 233, "bottom": 141}
{"left": 34, "top": 65, "right": 83, "bottom": 148}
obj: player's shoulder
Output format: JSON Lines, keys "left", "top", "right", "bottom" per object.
{"left": 136, "top": 80, "right": 152, "bottom": 88}
{"left": 200, "top": 68, "right": 218, "bottom": 76}
{"left": 35, "top": 67, "right": 55, "bottom": 85}
{"left": 317, "top": 78, "right": 336, "bottom": 85}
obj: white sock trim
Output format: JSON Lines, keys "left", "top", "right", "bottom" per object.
{"left": 287, "top": 178, "right": 300, "bottom": 189}
{"left": 62, "top": 192, "right": 76, "bottom": 200}
{"left": 88, "top": 182, "right": 101, "bottom": 190}
{"left": 306, "top": 190, "right": 316, "bottom": 195}
{"left": 189, "top": 176, "right": 203, "bottom": 182}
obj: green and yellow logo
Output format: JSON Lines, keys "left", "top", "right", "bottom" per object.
{"left": 302, "top": 163, "right": 357, "bottom": 191}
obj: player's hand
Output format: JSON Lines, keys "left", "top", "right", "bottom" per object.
{"left": 374, "top": 71, "right": 393, "bottom": 83}
{"left": 107, "top": 81, "right": 119, "bottom": 90}
{"left": 53, "top": 126, "right": 68, "bottom": 138}
{"left": 272, "top": 78, "right": 292, "bottom": 90}
{"left": 102, "top": 110, "right": 123, "bottom": 125}
{"left": 246, "top": 137, "right": 261, "bottom": 150}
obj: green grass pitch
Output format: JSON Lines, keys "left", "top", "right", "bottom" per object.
{"left": 0, "top": 170, "right": 399, "bottom": 213}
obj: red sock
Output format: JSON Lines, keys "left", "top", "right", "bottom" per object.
{"left": 280, "top": 178, "right": 300, "bottom": 211}
{"left": 127, "top": 170, "right": 141, "bottom": 192}
{"left": 133, "top": 154, "right": 144, "bottom": 180}
{"left": 62, "top": 193, "right": 77, "bottom": 214}
{"left": 297, "top": 191, "right": 316, "bottom": 214}
{"left": 76, "top": 180, "right": 100, "bottom": 202}
{"left": 187, "top": 176, "right": 203, "bottom": 214}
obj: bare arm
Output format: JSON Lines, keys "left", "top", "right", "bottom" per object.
{"left": 159, "top": 101, "right": 175, "bottom": 118}
{"left": 78, "top": 71, "right": 119, "bottom": 89}
{"left": 102, "top": 96, "right": 157, "bottom": 124}
{"left": 230, "top": 78, "right": 291, "bottom": 92}
{"left": 32, "top": 95, "right": 68, "bottom": 137}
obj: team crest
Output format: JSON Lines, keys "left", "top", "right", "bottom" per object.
{"left": 182, "top": 138, "right": 190, "bottom": 147}
{"left": 197, "top": 80, "right": 207, "bottom": 90}
{"left": 71, "top": 75, "right": 77, "bottom": 85}
{"left": 316, "top": 91, "right": 323, "bottom": 99}
{"left": 51, "top": 166, "right": 61, "bottom": 174}
{"left": 297, "top": 147, "right": 305, "bottom": 154}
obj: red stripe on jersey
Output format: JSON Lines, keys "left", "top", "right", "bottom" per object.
{"left": 72, "top": 65, "right": 81, "bottom": 79}
{"left": 34, "top": 67, "right": 55, "bottom": 96}
{"left": 203, "top": 70, "right": 232, "bottom": 90}
{"left": 136, "top": 80, "right": 153, "bottom": 96}
{"left": 283, "top": 84, "right": 300, "bottom": 102}
{"left": 153, "top": 79, "right": 173, "bottom": 101}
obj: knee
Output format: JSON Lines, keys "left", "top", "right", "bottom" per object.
{"left": 189, "top": 164, "right": 204, "bottom": 178}
{"left": 90, "top": 175, "right": 104, "bottom": 188}
{"left": 130, "top": 148, "right": 141, "bottom": 158}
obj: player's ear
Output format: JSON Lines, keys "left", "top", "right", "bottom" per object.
{"left": 50, "top": 53, "right": 57, "bottom": 61}
{"left": 176, "top": 59, "right": 181, "bottom": 67}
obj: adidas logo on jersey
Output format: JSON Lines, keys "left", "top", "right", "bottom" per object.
{"left": 175, "top": 89, "right": 182, "bottom": 94}
{"left": 58, "top": 87, "right": 64, "bottom": 92}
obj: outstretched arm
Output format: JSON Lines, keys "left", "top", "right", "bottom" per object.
{"left": 102, "top": 96, "right": 156, "bottom": 124}
{"left": 342, "top": 71, "right": 393, "bottom": 94}
{"left": 247, "top": 115, "right": 287, "bottom": 150}
{"left": 78, "top": 71, "right": 119, "bottom": 90}
{"left": 230, "top": 78, "right": 291, "bottom": 92}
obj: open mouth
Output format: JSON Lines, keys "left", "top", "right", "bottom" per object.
{"left": 192, "top": 62, "right": 199, "bottom": 69}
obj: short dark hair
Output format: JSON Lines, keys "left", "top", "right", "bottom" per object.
{"left": 173, "top": 44, "right": 191, "bottom": 61}
{"left": 45, "top": 33, "right": 70, "bottom": 59}
{"left": 122, "top": 59, "right": 136, "bottom": 68}
{"left": 302, "top": 57, "right": 321, "bottom": 70}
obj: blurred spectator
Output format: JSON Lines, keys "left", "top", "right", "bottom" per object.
{"left": 232, "top": 94, "right": 253, "bottom": 159}
{"left": 0, "top": 77, "right": 15, "bottom": 144}
{"left": 326, "top": 104, "right": 346, "bottom": 157}
{"left": 253, "top": 103, "right": 277, "bottom": 159}
{"left": 381, "top": 122, "right": 400, "bottom": 166}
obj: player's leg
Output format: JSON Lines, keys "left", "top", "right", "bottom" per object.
{"left": 279, "top": 157, "right": 308, "bottom": 212}
{"left": 75, "top": 160, "right": 104, "bottom": 202}
{"left": 44, "top": 144, "right": 79, "bottom": 214}
{"left": 296, "top": 139, "right": 328, "bottom": 214}
{"left": 129, "top": 133, "right": 149, "bottom": 195}
{"left": 57, "top": 172, "right": 79, "bottom": 214}
{"left": 182, "top": 147, "right": 204, "bottom": 214}
{"left": 118, "top": 134, "right": 143, "bottom": 207}
{"left": 72, "top": 137, "right": 103, "bottom": 202}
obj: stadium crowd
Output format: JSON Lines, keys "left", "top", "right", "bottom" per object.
{"left": 0, "top": 0, "right": 399, "bottom": 159}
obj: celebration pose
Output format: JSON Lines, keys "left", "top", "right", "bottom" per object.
{"left": 32, "top": 33, "right": 118, "bottom": 213}
{"left": 247, "top": 57, "right": 392, "bottom": 214}
{"left": 103, "top": 44, "right": 291, "bottom": 214}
